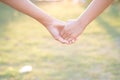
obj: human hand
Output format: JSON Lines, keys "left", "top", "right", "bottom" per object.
{"left": 61, "top": 19, "right": 86, "bottom": 44}
{"left": 46, "top": 20, "right": 69, "bottom": 44}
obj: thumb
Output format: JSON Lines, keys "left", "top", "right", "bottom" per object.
{"left": 47, "top": 26, "right": 68, "bottom": 44}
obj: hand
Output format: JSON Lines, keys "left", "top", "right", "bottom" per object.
{"left": 61, "top": 19, "right": 85, "bottom": 44}
{"left": 46, "top": 20, "right": 68, "bottom": 44}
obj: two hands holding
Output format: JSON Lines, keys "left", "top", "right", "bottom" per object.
{"left": 47, "top": 19, "right": 85, "bottom": 44}
{"left": 1, "top": 0, "right": 114, "bottom": 45}
{"left": 37, "top": 0, "right": 113, "bottom": 45}
{"left": 44, "top": 0, "right": 114, "bottom": 44}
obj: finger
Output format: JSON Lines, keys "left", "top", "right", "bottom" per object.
{"left": 60, "top": 29, "right": 65, "bottom": 37}
{"left": 69, "top": 40, "right": 73, "bottom": 44}
{"left": 64, "top": 34, "right": 73, "bottom": 41}
{"left": 60, "top": 23, "right": 69, "bottom": 38}
{"left": 66, "top": 35, "right": 77, "bottom": 43}
{"left": 62, "top": 32, "right": 72, "bottom": 40}
{"left": 57, "top": 22, "right": 65, "bottom": 31}
{"left": 67, "top": 37, "right": 74, "bottom": 44}
{"left": 72, "top": 38, "right": 76, "bottom": 43}
{"left": 70, "top": 38, "right": 76, "bottom": 44}
{"left": 55, "top": 36, "right": 68, "bottom": 44}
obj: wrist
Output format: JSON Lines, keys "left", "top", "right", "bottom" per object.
{"left": 75, "top": 19, "right": 87, "bottom": 29}
{"left": 38, "top": 17, "right": 56, "bottom": 27}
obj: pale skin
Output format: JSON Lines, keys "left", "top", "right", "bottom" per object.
{"left": 0, "top": 0, "right": 68, "bottom": 44}
{"left": 61, "top": 0, "right": 114, "bottom": 44}
{"left": 1, "top": 0, "right": 114, "bottom": 45}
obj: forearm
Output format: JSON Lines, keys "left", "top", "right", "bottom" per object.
{"left": 77, "top": 0, "right": 114, "bottom": 27}
{"left": 1, "top": 0, "right": 55, "bottom": 27}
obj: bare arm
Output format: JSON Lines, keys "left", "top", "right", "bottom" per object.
{"left": 0, "top": 0, "right": 67, "bottom": 43}
{"left": 77, "top": 0, "right": 114, "bottom": 26}
{"left": 61, "top": 0, "right": 114, "bottom": 44}
{"left": 0, "top": 0, "right": 55, "bottom": 27}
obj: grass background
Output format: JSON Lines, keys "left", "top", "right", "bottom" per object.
{"left": 0, "top": 1, "right": 120, "bottom": 80}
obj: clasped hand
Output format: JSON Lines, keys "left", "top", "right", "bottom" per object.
{"left": 47, "top": 19, "right": 85, "bottom": 45}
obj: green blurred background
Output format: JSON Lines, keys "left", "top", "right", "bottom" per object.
{"left": 0, "top": 0, "right": 120, "bottom": 80}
